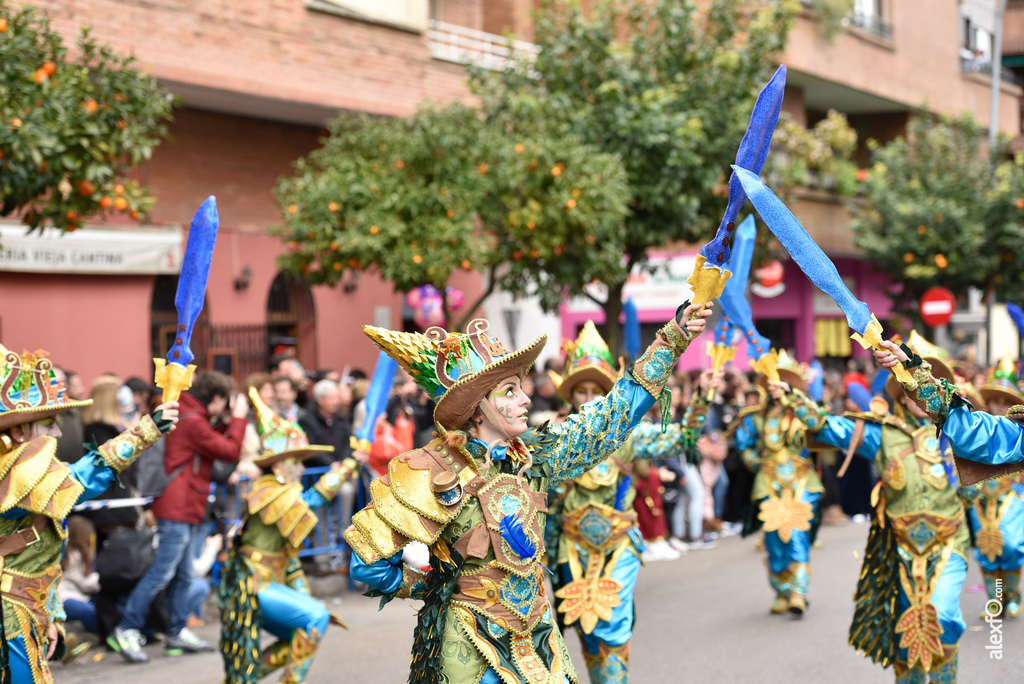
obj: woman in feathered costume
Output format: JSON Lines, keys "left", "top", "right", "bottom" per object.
{"left": 345, "top": 303, "right": 709, "bottom": 684}
{"left": 547, "top": 322, "right": 697, "bottom": 683}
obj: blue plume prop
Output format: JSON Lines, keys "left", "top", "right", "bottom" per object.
{"left": 167, "top": 196, "right": 219, "bottom": 367}
{"left": 355, "top": 352, "right": 400, "bottom": 445}
{"left": 871, "top": 368, "right": 891, "bottom": 396}
{"left": 1008, "top": 303, "right": 1024, "bottom": 338}
{"left": 614, "top": 476, "right": 632, "bottom": 512}
{"left": 499, "top": 513, "right": 537, "bottom": 561}
{"left": 623, "top": 298, "right": 640, "bottom": 360}
{"left": 807, "top": 359, "right": 824, "bottom": 402}
{"left": 717, "top": 215, "right": 772, "bottom": 359}
{"left": 702, "top": 65, "right": 786, "bottom": 266}
{"left": 734, "top": 167, "right": 873, "bottom": 336}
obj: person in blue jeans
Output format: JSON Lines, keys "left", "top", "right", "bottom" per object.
{"left": 109, "top": 371, "right": 249, "bottom": 664}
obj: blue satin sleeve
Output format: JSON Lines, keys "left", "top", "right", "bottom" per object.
{"left": 943, "top": 405, "right": 1024, "bottom": 465}
{"left": 814, "top": 416, "right": 881, "bottom": 461}
{"left": 350, "top": 550, "right": 404, "bottom": 595}
{"left": 302, "top": 487, "right": 331, "bottom": 509}
{"left": 0, "top": 450, "right": 117, "bottom": 520}
{"left": 734, "top": 415, "right": 758, "bottom": 451}
{"left": 529, "top": 373, "right": 655, "bottom": 486}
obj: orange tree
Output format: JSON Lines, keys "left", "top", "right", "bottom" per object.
{"left": 273, "top": 100, "right": 630, "bottom": 329}
{"left": 850, "top": 113, "right": 1024, "bottom": 323}
{"left": 0, "top": 3, "right": 174, "bottom": 232}
{"left": 471, "top": 0, "right": 797, "bottom": 351}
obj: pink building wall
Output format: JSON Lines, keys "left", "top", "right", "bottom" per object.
{"left": 558, "top": 255, "right": 893, "bottom": 375}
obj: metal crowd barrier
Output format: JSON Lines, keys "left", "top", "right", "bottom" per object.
{"left": 215, "top": 465, "right": 369, "bottom": 561}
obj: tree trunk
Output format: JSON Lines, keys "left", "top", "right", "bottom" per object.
{"left": 602, "top": 281, "right": 625, "bottom": 363}
{"left": 453, "top": 265, "right": 498, "bottom": 332}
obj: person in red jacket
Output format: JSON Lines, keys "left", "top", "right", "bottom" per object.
{"left": 109, "top": 371, "right": 248, "bottom": 664}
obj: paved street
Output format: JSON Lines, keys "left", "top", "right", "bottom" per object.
{"left": 57, "top": 522, "right": 1024, "bottom": 683}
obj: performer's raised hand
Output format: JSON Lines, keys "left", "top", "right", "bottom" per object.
{"left": 767, "top": 380, "right": 790, "bottom": 400}
{"left": 874, "top": 340, "right": 909, "bottom": 369}
{"left": 151, "top": 400, "right": 180, "bottom": 433}
{"left": 681, "top": 301, "right": 713, "bottom": 335}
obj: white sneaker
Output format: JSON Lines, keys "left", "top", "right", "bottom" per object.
{"left": 651, "top": 540, "right": 681, "bottom": 560}
{"left": 668, "top": 537, "right": 690, "bottom": 552}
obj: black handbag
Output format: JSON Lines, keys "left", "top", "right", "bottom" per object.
{"left": 96, "top": 525, "right": 156, "bottom": 594}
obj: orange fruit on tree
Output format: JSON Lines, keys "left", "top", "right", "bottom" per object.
{"left": 84, "top": 99, "right": 98, "bottom": 114}
{"left": 515, "top": 144, "right": 524, "bottom": 154}
{"left": 413, "top": 255, "right": 422, "bottom": 264}
{"left": 287, "top": 204, "right": 297, "bottom": 214}
{"left": 130, "top": 210, "right": 139, "bottom": 220}
{"left": 99, "top": 196, "right": 112, "bottom": 209}
{"left": 551, "top": 166, "right": 561, "bottom": 177}
{"left": 33, "top": 69, "right": 47, "bottom": 84}
{"left": 117, "top": 120, "right": 126, "bottom": 130}
{"left": 461, "top": 260, "right": 471, "bottom": 270}
{"left": 66, "top": 210, "right": 77, "bottom": 221}
{"left": 42, "top": 61, "right": 56, "bottom": 77}
{"left": 1017, "top": 198, "right": 1024, "bottom": 209}
{"left": 77, "top": 180, "right": 94, "bottom": 196}
{"left": 114, "top": 184, "right": 124, "bottom": 195}
{"left": 11, "top": 118, "right": 21, "bottom": 127}
{"left": 113, "top": 196, "right": 128, "bottom": 211}
{"left": 0, "top": 18, "right": 8, "bottom": 32}
{"left": 902, "top": 252, "right": 913, "bottom": 264}
{"left": 328, "top": 202, "right": 339, "bottom": 212}
{"left": 934, "top": 254, "right": 947, "bottom": 269}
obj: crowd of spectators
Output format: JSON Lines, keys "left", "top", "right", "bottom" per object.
{"left": 53, "top": 344, "right": 890, "bottom": 666}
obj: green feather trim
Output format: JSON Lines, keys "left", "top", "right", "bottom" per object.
{"left": 409, "top": 546, "right": 465, "bottom": 684}
{"left": 849, "top": 513, "right": 899, "bottom": 669}
{"left": 218, "top": 537, "right": 263, "bottom": 684}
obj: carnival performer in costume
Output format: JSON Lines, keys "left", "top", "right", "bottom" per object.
{"left": 808, "top": 335, "right": 967, "bottom": 683}
{"left": 345, "top": 303, "right": 710, "bottom": 684}
{"left": 549, "top": 322, "right": 696, "bottom": 683}
{"left": 0, "top": 345, "right": 179, "bottom": 683}
{"left": 960, "top": 356, "right": 1024, "bottom": 619}
{"left": 219, "top": 388, "right": 358, "bottom": 684}
{"left": 733, "top": 351, "right": 823, "bottom": 616}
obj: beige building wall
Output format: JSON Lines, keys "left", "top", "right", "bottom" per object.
{"left": 783, "top": 2, "right": 1020, "bottom": 135}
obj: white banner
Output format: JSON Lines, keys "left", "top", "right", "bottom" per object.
{"left": 567, "top": 252, "right": 698, "bottom": 313}
{"left": 0, "top": 223, "right": 182, "bottom": 275}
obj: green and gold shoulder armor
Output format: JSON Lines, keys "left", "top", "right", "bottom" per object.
{"left": 345, "top": 439, "right": 475, "bottom": 564}
{"left": 0, "top": 435, "right": 83, "bottom": 527}
{"left": 247, "top": 475, "right": 318, "bottom": 549}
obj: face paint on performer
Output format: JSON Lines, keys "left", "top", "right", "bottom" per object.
{"left": 571, "top": 381, "right": 605, "bottom": 412}
{"left": 486, "top": 375, "right": 532, "bottom": 438}
{"left": 272, "top": 457, "right": 304, "bottom": 483}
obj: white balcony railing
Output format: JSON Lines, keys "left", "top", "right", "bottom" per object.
{"left": 427, "top": 20, "right": 539, "bottom": 71}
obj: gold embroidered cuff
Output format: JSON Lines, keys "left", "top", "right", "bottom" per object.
{"left": 898, "top": 360, "right": 951, "bottom": 422}
{"left": 314, "top": 470, "right": 345, "bottom": 502}
{"left": 631, "top": 319, "right": 691, "bottom": 398}
{"left": 98, "top": 415, "right": 163, "bottom": 473}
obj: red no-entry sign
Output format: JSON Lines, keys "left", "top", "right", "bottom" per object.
{"left": 919, "top": 286, "right": 956, "bottom": 327}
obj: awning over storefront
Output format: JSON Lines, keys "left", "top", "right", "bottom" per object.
{"left": 0, "top": 223, "right": 182, "bottom": 275}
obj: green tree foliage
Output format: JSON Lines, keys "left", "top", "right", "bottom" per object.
{"left": 274, "top": 101, "right": 629, "bottom": 329}
{"left": 850, "top": 113, "right": 1024, "bottom": 323}
{"left": 0, "top": 3, "right": 175, "bottom": 232}
{"left": 769, "top": 110, "right": 860, "bottom": 196}
{"left": 472, "top": 0, "right": 798, "bottom": 349}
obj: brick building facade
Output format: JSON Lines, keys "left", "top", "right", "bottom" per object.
{"left": 2, "top": 0, "right": 499, "bottom": 386}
